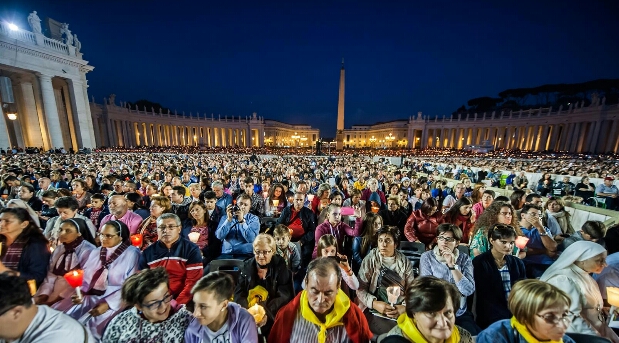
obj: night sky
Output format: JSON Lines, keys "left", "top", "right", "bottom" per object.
{"left": 2, "top": 0, "right": 619, "bottom": 137}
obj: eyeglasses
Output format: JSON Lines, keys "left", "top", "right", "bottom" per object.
{"left": 157, "top": 225, "right": 180, "bottom": 231}
{"left": 437, "top": 236, "right": 456, "bottom": 243}
{"left": 537, "top": 312, "right": 576, "bottom": 325}
{"left": 141, "top": 293, "right": 173, "bottom": 310}
{"left": 98, "top": 233, "right": 118, "bottom": 240}
{"left": 254, "top": 249, "right": 273, "bottom": 256}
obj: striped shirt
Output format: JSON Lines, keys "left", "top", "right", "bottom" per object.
{"left": 289, "top": 311, "right": 350, "bottom": 343}
{"left": 499, "top": 264, "right": 511, "bottom": 301}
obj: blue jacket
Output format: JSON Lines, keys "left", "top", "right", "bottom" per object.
{"left": 477, "top": 319, "right": 575, "bottom": 343}
{"left": 17, "top": 236, "right": 51, "bottom": 286}
{"left": 215, "top": 213, "right": 260, "bottom": 255}
{"left": 215, "top": 193, "right": 233, "bottom": 211}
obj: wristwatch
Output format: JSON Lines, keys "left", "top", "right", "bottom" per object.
{"left": 448, "top": 265, "right": 459, "bottom": 271}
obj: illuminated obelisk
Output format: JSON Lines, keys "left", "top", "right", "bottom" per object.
{"left": 335, "top": 58, "right": 345, "bottom": 150}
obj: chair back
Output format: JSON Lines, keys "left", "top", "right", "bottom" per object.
{"left": 260, "top": 217, "right": 278, "bottom": 233}
{"left": 398, "top": 241, "right": 424, "bottom": 276}
{"left": 208, "top": 259, "right": 246, "bottom": 286}
{"left": 457, "top": 245, "right": 470, "bottom": 257}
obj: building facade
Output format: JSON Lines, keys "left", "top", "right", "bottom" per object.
{"left": 0, "top": 12, "right": 95, "bottom": 150}
{"left": 90, "top": 97, "right": 268, "bottom": 148}
{"left": 341, "top": 102, "right": 619, "bottom": 154}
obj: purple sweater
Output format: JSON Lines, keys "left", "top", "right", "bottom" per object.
{"left": 184, "top": 302, "right": 258, "bottom": 343}
{"left": 312, "top": 220, "right": 361, "bottom": 258}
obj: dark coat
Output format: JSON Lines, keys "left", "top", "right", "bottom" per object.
{"left": 235, "top": 254, "right": 294, "bottom": 336}
{"left": 472, "top": 251, "right": 526, "bottom": 329}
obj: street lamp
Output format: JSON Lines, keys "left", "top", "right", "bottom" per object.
{"left": 369, "top": 136, "right": 377, "bottom": 148}
{"left": 6, "top": 112, "right": 17, "bottom": 120}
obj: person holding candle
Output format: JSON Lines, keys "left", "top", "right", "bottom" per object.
{"left": 136, "top": 195, "right": 171, "bottom": 250}
{"left": 403, "top": 197, "right": 444, "bottom": 249}
{"left": 472, "top": 224, "right": 526, "bottom": 329}
{"left": 312, "top": 204, "right": 361, "bottom": 258}
{"left": 184, "top": 271, "right": 259, "bottom": 343}
{"left": 269, "top": 257, "right": 372, "bottom": 343}
{"left": 34, "top": 218, "right": 97, "bottom": 306}
{"left": 0, "top": 274, "right": 95, "bottom": 343}
{"left": 540, "top": 241, "right": 619, "bottom": 342}
{"left": 53, "top": 220, "right": 140, "bottom": 341}
{"left": 476, "top": 279, "right": 576, "bottom": 343}
{"left": 419, "top": 224, "right": 478, "bottom": 335}
{"left": 139, "top": 213, "right": 203, "bottom": 305}
{"left": 186, "top": 201, "right": 223, "bottom": 265}
{"left": 377, "top": 276, "right": 473, "bottom": 343}
{"left": 101, "top": 267, "right": 193, "bottom": 343}
{"left": 235, "top": 233, "right": 294, "bottom": 337}
{"left": 357, "top": 226, "right": 415, "bottom": 335}
{"left": 310, "top": 183, "right": 332, "bottom": 215}
{"left": 0, "top": 208, "right": 50, "bottom": 287}
{"left": 265, "top": 183, "right": 287, "bottom": 217}
{"left": 361, "top": 178, "right": 387, "bottom": 211}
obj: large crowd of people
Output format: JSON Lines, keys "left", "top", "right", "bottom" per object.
{"left": 1, "top": 146, "right": 619, "bottom": 343}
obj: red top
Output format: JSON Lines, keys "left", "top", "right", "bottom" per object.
{"left": 268, "top": 292, "right": 372, "bottom": 343}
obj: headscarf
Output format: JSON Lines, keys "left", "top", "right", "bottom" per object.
{"left": 540, "top": 241, "right": 606, "bottom": 307}
{"left": 541, "top": 241, "right": 606, "bottom": 280}
{"left": 6, "top": 199, "right": 40, "bottom": 228}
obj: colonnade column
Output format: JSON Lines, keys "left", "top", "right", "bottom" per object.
{"left": 37, "top": 74, "right": 64, "bottom": 149}
{"left": 67, "top": 78, "right": 95, "bottom": 148}
{"left": 0, "top": 104, "right": 10, "bottom": 149}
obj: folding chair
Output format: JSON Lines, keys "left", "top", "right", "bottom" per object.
{"left": 208, "top": 259, "right": 246, "bottom": 286}
{"left": 457, "top": 245, "right": 470, "bottom": 257}
{"left": 399, "top": 241, "right": 425, "bottom": 276}
{"left": 260, "top": 217, "right": 278, "bottom": 233}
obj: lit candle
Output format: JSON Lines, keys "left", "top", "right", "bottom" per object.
{"left": 130, "top": 234, "right": 143, "bottom": 248}
{"left": 63, "top": 269, "right": 84, "bottom": 300}
{"left": 27, "top": 280, "right": 37, "bottom": 296}
{"left": 371, "top": 206, "right": 379, "bottom": 214}
{"left": 515, "top": 236, "right": 529, "bottom": 250}
{"left": 272, "top": 199, "right": 279, "bottom": 207}
{"left": 307, "top": 194, "right": 315, "bottom": 202}
{"left": 248, "top": 303, "right": 266, "bottom": 324}
{"left": 188, "top": 232, "right": 200, "bottom": 243}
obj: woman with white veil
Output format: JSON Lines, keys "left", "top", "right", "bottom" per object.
{"left": 540, "top": 240, "right": 619, "bottom": 342}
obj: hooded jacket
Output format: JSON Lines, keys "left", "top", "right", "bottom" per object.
{"left": 184, "top": 302, "right": 258, "bottom": 343}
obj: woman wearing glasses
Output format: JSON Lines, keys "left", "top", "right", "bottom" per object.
{"left": 234, "top": 233, "right": 294, "bottom": 338}
{"left": 472, "top": 225, "right": 526, "bottom": 329}
{"left": 477, "top": 279, "right": 576, "bottom": 343}
{"left": 53, "top": 220, "right": 140, "bottom": 341}
{"left": 419, "top": 224, "right": 478, "bottom": 335}
{"left": 101, "top": 267, "right": 193, "bottom": 342}
{"left": 377, "top": 276, "right": 473, "bottom": 343}
{"left": 540, "top": 241, "right": 619, "bottom": 342}
{"left": 469, "top": 201, "right": 522, "bottom": 258}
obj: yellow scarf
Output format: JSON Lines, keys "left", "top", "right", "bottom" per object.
{"left": 247, "top": 286, "right": 269, "bottom": 307}
{"left": 510, "top": 317, "right": 563, "bottom": 343}
{"left": 299, "top": 289, "right": 350, "bottom": 343}
{"left": 397, "top": 313, "right": 460, "bottom": 343}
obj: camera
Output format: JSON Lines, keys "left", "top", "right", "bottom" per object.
{"left": 232, "top": 205, "right": 240, "bottom": 213}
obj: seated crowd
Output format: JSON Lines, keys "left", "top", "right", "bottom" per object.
{"left": 1, "top": 148, "right": 619, "bottom": 343}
